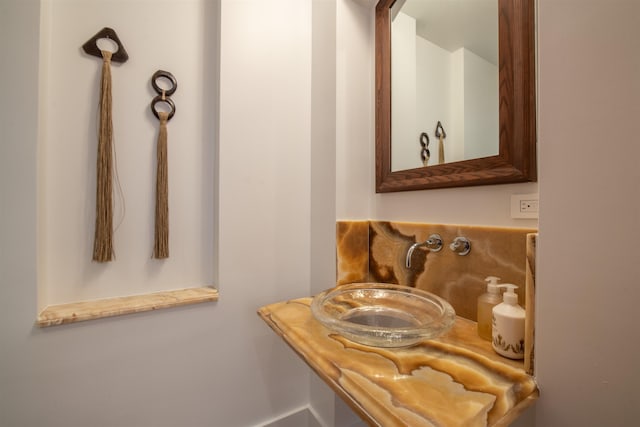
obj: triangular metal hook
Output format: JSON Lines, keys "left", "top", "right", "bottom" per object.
{"left": 82, "top": 27, "right": 129, "bottom": 63}
{"left": 435, "top": 121, "right": 446, "bottom": 139}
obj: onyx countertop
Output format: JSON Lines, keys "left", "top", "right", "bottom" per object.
{"left": 259, "top": 297, "right": 537, "bottom": 427}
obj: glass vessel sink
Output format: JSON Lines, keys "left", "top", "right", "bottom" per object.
{"left": 311, "top": 283, "right": 456, "bottom": 348}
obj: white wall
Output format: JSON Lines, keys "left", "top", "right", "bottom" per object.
{"left": 335, "top": 0, "right": 375, "bottom": 222}
{"left": 463, "top": 48, "right": 498, "bottom": 160}
{"left": 217, "top": 1, "right": 316, "bottom": 425}
{"left": 1, "top": 0, "right": 318, "bottom": 425}
{"left": 534, "top": 0, "right": 640, "bottom": 425}
{"left": 449, "top": 48, "right": 466, "bottom": 164}
{"left": 390, "top": 12, "right": 418, "bottom": 171}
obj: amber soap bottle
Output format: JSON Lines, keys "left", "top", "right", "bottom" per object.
{"left": 477, "top": 276, "right": 503, "bottom": 340}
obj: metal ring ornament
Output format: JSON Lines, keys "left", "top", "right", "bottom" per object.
{"left": 151, "top": 70, "right": 178, "bottom": 96}
{"left": 420, "top": 132, "right": 430, "bottom": 162}
{"left": 151, "top": 95, "right": 176, "bottom": 121}
{"left": 420, "top": 132, "right": 430, "bottom": 147}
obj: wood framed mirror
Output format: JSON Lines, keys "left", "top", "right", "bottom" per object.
{"left": 375, "top": 0, "right": 536, "bottom": 192}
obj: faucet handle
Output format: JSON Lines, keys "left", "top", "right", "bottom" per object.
{"left": 425, "top": 234, "right": 443, "bottom": 252}
{"left": 450, "top": 237, "right": 471, "bottom": 256}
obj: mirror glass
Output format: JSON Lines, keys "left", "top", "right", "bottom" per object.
{"left": 375, "top": 0, "right": 536, "bottom": 192}
{"left": 391, "top": 0, "right": 498, "bottom": 171}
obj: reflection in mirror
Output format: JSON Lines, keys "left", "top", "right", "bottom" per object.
{"left": 391, "top": 0, "right": 499, "bottom": 171}
{"left": 375, "top": 0, "right": 536, "bottom": 192}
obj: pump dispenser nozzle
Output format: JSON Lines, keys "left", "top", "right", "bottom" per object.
{"left": 496, "top": 284, "right": 519, "bottom": 305}
{"left": 484, "top": 276, "right": 502, "bottom": 294}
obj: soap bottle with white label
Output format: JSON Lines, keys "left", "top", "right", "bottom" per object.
{"left": 491, "top": 284, "right": 525, "bottom": 359}
{"left": 477, "top": 276, "right": 503, "bottom": 341}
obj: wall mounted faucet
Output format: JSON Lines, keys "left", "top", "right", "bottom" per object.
{"left": 450, "top": 237, "right": 471, "bottom": 256}
{"left": 406, "top": 234, "right": 443, "bottom": 268}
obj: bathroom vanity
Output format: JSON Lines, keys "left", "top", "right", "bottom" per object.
{"left": 259, "top": 298, "right": 537, "bottom": 427}
{"left": 259, "top": 221, "right": 538, "bottom": 426}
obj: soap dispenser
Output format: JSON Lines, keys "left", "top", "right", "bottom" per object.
{"left": 491, "top": 284, "right": 525, "bottom": 359}
{"left": 477, "top": 276, "right": 503, "bottom": 340}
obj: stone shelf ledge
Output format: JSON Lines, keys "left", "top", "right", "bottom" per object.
{"left": 259, "top": 297, "right": 538, "bottom": 427}
{"left": 37, "top": 286, "right": 219, "bottom": 327}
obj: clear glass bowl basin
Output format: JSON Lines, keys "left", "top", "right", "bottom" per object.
{"left": 311, "top": 283, "right": 456, "bottom": 348}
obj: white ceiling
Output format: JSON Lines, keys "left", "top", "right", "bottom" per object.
{"left": 397, "top": 0, "right": 498, "bottom": 65}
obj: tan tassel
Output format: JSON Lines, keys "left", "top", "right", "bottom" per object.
{"left": 435, "top": 121, "right": 446, "bottom": 165}
{"left": 438, "top": 135, "right": 445, "bottom": 164}
{"left": 154, "top": 111, "right": 169, "bottom": 259}
{"left": 93, "top": 50, "right": 114, "bottom": 262}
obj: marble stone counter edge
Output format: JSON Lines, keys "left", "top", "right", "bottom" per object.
{"left": 492, "top": 390, "right": 540, "bottom": 427}
{"left": 257, "top": 303, "right": 376, "bottom": 425}
{"left": 37, "top": 286, "right": 219, "bottom": 327}
{"left": 258, "top": 298, "right": 539, "bottom": 427}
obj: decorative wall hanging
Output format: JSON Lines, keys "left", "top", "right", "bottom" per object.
{"left": 82, "top": 27, "right": 129, "bottom": 262}
{"left": 150, "top": 70, "right": 177, "bottom": 259}
{"left": 435, "top": 121, "right": 446, "bottom": 165}
{"left": 419, "top": 132, "right": 430, "bottom": 167}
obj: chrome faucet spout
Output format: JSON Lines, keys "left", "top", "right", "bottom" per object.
{"left": 405, "top": 234, "right": 443, "bottom": 268}
{"left": 405, "top": 242, "right": 422, "bottom": 268}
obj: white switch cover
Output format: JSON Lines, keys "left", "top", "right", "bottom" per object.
{"left": 511, "top": 193, "right": 539, "bottom": 219}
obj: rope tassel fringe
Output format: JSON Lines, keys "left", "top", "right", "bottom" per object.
{"left": 153, "top": 112, "right": 169, "bottom": 259}
{"left": 93, "top": 50, "right": 114, "bottom": 262}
